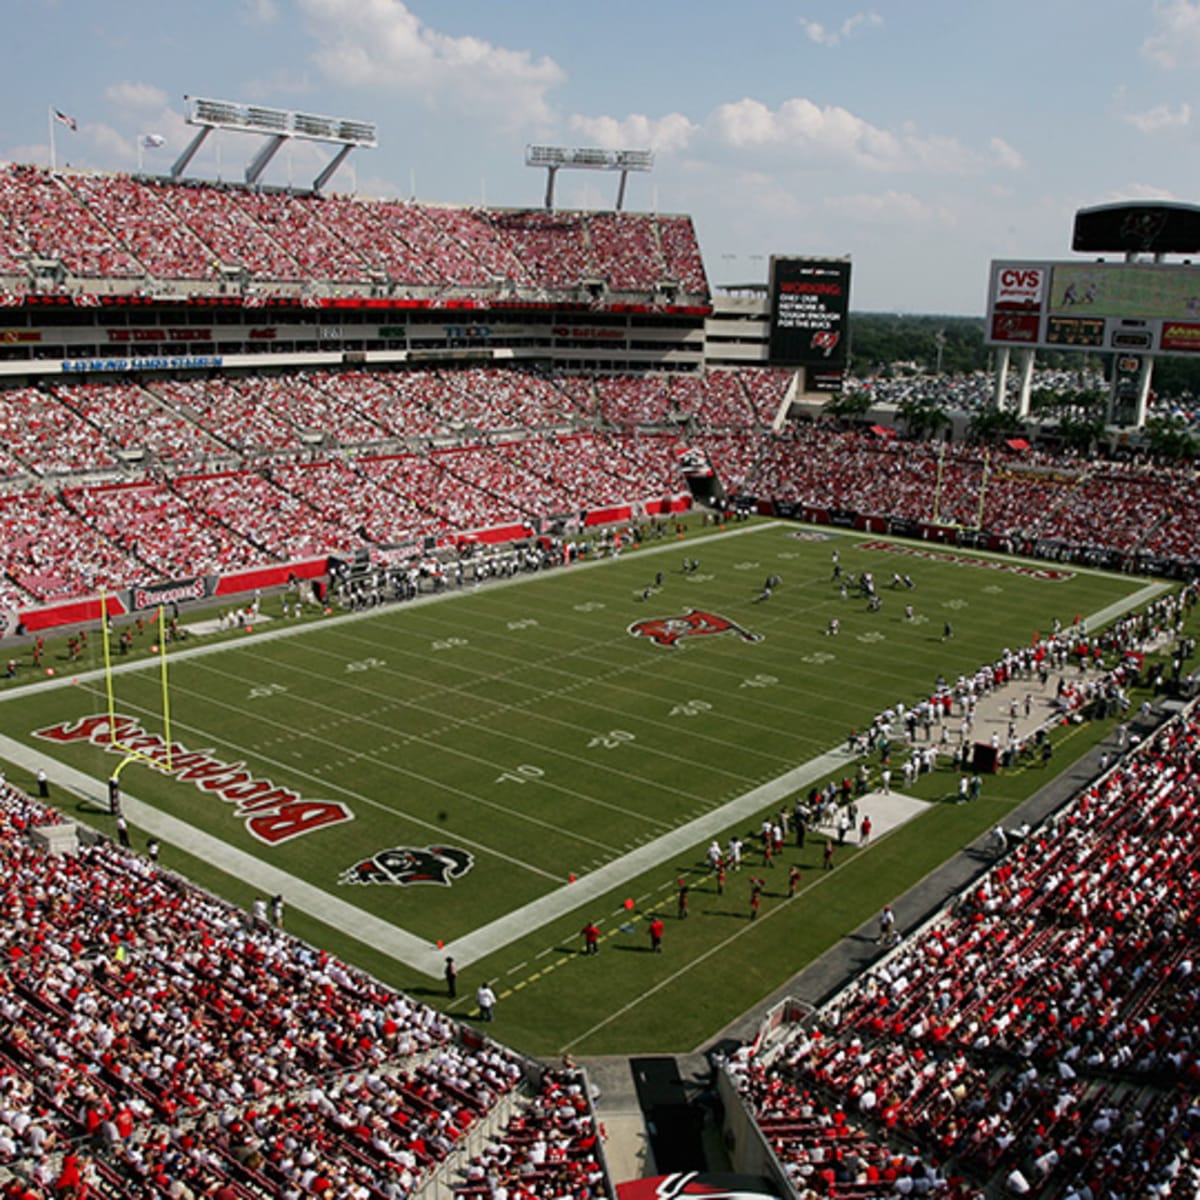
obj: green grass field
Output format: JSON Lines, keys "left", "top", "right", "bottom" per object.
{"left": 0, "top": 519, "right": 1165, "bottom": 1055}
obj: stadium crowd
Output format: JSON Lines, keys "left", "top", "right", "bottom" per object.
{"left": 4, "top": 367, "right": 775, "bottom": 606}
{"left": 0, "top": 166, "right": 709, "bottom": 297}
{"left": 727, "top": 697, "right": 1200, "bottom": 1199}
{"left": 454, "top": 1069, "right": 606, "bottom": 1200}
{"left": 0, "top": 779, "right": 610, "bottom": 1200}
{"left": 722, "top": 423, "right": 1200, "bottom": 568}
{"left": 6, "top": 361, "right": 1200, "bottom": 610}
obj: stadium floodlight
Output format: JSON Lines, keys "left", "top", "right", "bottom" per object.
{"left": 524, "top": 143, "right": 654, "bottom": 211}
{"left": 172, "top": 96, "right": 378, "bottom": 191}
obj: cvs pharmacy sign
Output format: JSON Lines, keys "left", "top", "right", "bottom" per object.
{"left": 994, "top": 265, "right": 1044, "bottom": 309}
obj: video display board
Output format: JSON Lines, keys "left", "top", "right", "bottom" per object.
{"left": 986, "top": 259, "right": 1200, "bottom": 356}
{"left": 768, "top": 257, "right": 851, "bottom": 388}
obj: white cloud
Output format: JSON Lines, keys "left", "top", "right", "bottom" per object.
{"left": 241, "top": 69, "right": 317, "bottom": 102}
{"left": 1141, "top": 0, "right": 1200, "bottom": 67}
{"left": 989, "top": 137, "right": 1024, "bottom": 170}
{"left": 104, "top": 82, "right": 169, "bottom": 113}
{"left": 298, "top": 0, "right": 566, "bottom": 127}
{"left": 708, "top": 97, "right": 1010, "bottom": 174}
{"left": 240, "top": 0, "right": 279, "bottom": 23}
{"left": 1097, "top": 182, "right": 1183, "bottom": 202}
{"left": 1123, "top": 101, "right": 1192, "bottom": 132}
{"left": 801, "top": 11, "right": 883, "bottom": 47}
{"left": 89, "top": 123, "right": 136, "bottom": 161}
{"left": 567, "top": 112, "right": 698, "bottom": 154}
{"left": 824, "top": 189, "right": 944, "bottom": 225}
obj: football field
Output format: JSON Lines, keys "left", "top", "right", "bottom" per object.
{"left": 0, "top": 520, "right": 1165, "bottom": 1053}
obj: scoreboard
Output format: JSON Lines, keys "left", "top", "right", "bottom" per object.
{"left": 768, "top": 256, "right": 852, "bottom": 390}
{"left": 985, "top": 259, "right": 1200, "bottom": 357}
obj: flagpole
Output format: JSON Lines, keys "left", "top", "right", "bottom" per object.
{"left": 137, "top": 134, "right": 144, "bottom": 174}
{"left": 48, "top": 105, "right": 56, "bottom": 171}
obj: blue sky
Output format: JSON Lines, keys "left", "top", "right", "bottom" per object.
{"left": 6, "top": 0, "right": 1200, "bottom": 314}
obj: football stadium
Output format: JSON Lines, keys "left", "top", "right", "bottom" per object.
{"left": 1, "top": 106, "right": 1200, "bottom": 1200}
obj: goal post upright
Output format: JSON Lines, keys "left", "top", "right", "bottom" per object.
{"left": 100, "top": 586, "right": 119, "bottom": 751}
{"left": 157, "top": 603, "right": 174, "bottom": 771}
{"left": 98, "top": 590, "right": 174, "bottom": 779}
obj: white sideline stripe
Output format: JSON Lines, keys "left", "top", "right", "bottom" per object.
{"left": 0, "top": 733, "right": 439, "bottom": 966}
{"left": 0, "top": 728, "right": 857, "bottom": 976}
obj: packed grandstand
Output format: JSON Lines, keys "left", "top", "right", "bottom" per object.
{"left": 1, "top": 161, "right": 1199, "bottom": 1200}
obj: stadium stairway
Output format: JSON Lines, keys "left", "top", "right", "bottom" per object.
{"left": 582, "top": 1053, "right": 730, "bottom": 1184}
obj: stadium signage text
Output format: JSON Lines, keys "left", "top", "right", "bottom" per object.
{"left": 779, "top": 281, "right": 842, "bottom": 296}
{"left": 1160, "top": 322, "right": 1200, "bottom": 352}
{"left": 994, "top": 267, "right": 1044, "bottom": 308}
{"left": 106, "top": 328, "right": 213, "bottom": 342}
{"left": 859, "top": 540, "right": 1074, "bottom": 581}
{"left": 553, "top": 325, "right": 624, "bottom": 340}
{"left": 62, "top": 355, "right": 224, "bottom": 374}
{"left": 33, "top": 713, "right": 354, "bottom": 844}
{"left": 131, "top": 576, "right": 211, "bottom": 611}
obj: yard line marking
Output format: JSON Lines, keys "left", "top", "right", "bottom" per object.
{"left": 191, "top": 654, "right": 682, "bottom": 834}
{"left": 51, "top": 679, "right": 582, "bottom": 876}
{"left": 112, "top": 671, "right": 627, "bottom": 859}
{"left": 279, "top": 628, "right": 792, "bottom": 782}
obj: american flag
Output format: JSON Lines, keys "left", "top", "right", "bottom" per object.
{"left": 53, "top": 109, "right": 78, "bottom": 131}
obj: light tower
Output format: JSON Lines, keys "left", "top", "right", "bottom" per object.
{"left": 524, "top": 145, "right": 654, "bottom": 211}
{"left": 171, "top": 96, "right": 377, "bottom": 192}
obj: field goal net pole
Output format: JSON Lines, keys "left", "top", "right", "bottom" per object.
{"left": 975, "top": 450, "right": 991, "bottom": 532}
{"left": 99, "top": 591, "right": 175, "bottom": 792}
{"left": 932, "top": 442, "right": 946, "bottom": 525}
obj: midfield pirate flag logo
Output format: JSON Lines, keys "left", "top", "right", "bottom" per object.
{"left": 340, "top": 845, "right": 474, "bottom": 887}
{"left": 628, "top": 609, "right": 763, "bottom": 649}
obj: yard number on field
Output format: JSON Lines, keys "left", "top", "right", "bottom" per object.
{"left": 801, "top": 651, "right": 835, "bottom": 665}
{"left": 248, "top": 682, "right": 288, "bottom": 700}
{"left": 671, "top": 698, "right": 713, "bottom": 717}
{"left": 740, "top": 674, "right": 778, "bottom": 689}
{"left": 496, "top": 764, "right": 545, "bottom": 785}
{"left": 588, "top": 729, "right": 636, "bottom": 750}
{"left": 345, "top": 657, "right": 386, "bottom": 672}
{"left": 431, "top": 636, "right": 469, "bottom": 650}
